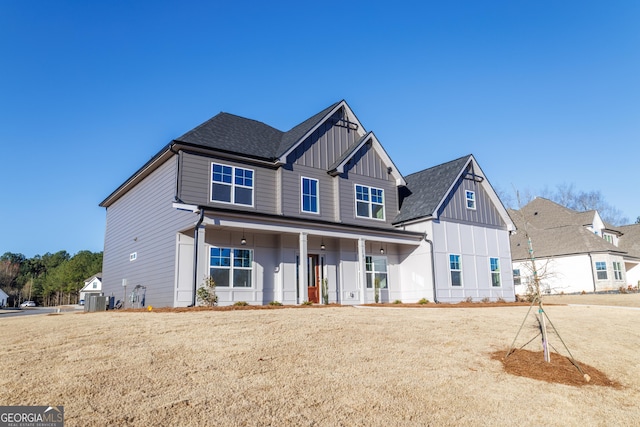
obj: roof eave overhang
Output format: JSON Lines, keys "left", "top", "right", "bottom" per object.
{"left": 99, "top": 143, "right": 176, "bottom": 208}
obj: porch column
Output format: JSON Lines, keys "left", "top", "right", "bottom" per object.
{"left": 299, "top": 232, "right": 308, "bottom": 304}
{"left": 195, "top": 224, "right": 208, "bottom": 296}
{"left": 357, "top": 238, "right": 367, "bottom": 304}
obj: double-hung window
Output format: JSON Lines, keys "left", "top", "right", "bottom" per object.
{"left": 211, "top": 163, "right": 254, "bottom": 206}
{"left": 613, "top": 262, "right": 623, "bottom": 280}
{"left": 466, "top": 191, "right": 476, "bottom": 210}
{"left": 490, "top": 257, "right": 501, "bottom": 287}
{"left": 355, "top": 185, "right": 385, "bottom": 220}
{"left": 513, "top": 269, "right": 521, "bottom": 286}
{"left": 301, "top": 177, "right": 319, "bottom": 213}
{"left": 449, "top": 254, "right": 462, "bottom": 286}
{"left": 365, "top": 256, "right": 388, "bottom": 289}
{"left": 209, "top": 247, "right": 253, "bottom": 288}
{"left": 595, "top": 261, "right": 607, "bottom": 280}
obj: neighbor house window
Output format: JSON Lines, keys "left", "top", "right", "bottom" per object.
{"left": 595, "top": 262, "right": 607, "bottom": 280}
{"left": 466, "top": 190, "right": 476, "bottom": 210}
{"left": 211, "top": 163, "right": 254, "bottom": 206}
{"left": 209, "top": 247, "right": 253, "bottom": 288}
{"left": 355, "top": 185, "right": 385, "bottom": 220}
{"left": 365, "top": 256, "right": 388, "bottom": 289}
{"left": 613, "top": 262, "right": 623, "bottom": 280}
{"left": 490, "top": 258, "right": 501, "bottom": 287}
{"left": 301, "top": 177, "right": 319, "bottom": 213}
{"left": 449, "top": 254, "right": 462, "bottom": 286}
{"left": 513, "top": 269, "right": 521, "bottom": 286}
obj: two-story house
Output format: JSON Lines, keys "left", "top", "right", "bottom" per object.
{"left": 100, "top": 100, "right": 515, "bottom": 307}
{"left": 509, "top": 197, "right": 640, "bottom": 295}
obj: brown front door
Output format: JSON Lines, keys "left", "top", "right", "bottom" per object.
{"left": 307, "top": 254, "right": 320, "bottom": 303}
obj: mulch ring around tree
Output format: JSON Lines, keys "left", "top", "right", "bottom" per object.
{"left": 491, "top": 349, "right": 623, "bottom": 388}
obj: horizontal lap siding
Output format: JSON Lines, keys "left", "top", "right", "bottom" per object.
{"left": 281, "top": 165, "right": 334, "bottom": 220}
{"left": 102, "top": 157, "right": 195, "bottom": 307}
{"left": 179, "top": 152, "right": 278, "bottom": 215}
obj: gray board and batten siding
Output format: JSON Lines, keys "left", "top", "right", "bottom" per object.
{"left": 102, "top": 157, "right": 196, "bottom": 307}
{"left": 438, "top": 172, "right": 508, "bottom": 229}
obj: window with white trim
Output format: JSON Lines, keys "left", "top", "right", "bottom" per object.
{"left": 465, "top": 190, "right": 476, "bottom": 210}
{"left": 513, "top": 269, "right": 521, "bottom": 286}
{"left": 365, "top": 256, "right": 388, "bottom": 289}
{"left": 301, "top": 177, "right": 319, "bottom": 213}
{"left": 209, "top": 247, "right": 253, "bottom": 288}
{"left": 449, "top": 254, "right": 462, "bottom": 286}
{"left": 490, "top": 258, "right": 501, "bottom": 287}
{"left": 595, "top": 261, "right": 607, "bottom": 280}
{"left": 613, "top": 261, "right": 623, "bottom": 280}
{"left": 355, "top": 185, "right": 385, "bottom": 220}
{"left": 211, "top": 163, "right": 254, "bottom": 206}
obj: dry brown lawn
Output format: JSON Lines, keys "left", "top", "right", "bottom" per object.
{"left": 2, "top": 295, "right": 639, "bottom": 426}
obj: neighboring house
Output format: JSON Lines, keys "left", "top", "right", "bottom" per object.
{"left": 617, "top": 224, "right": 640, "bottom": 289}
{"left": 509, "top": 198, "right": 640, "bottom": 295}
{"left": 79, "top": 273, "right": 102, "bottom": 303}
{"left": 0, "top": 288, "right": 8, "bottom": 307}
{"left": 100, "top": 100, "right": 515, "bottom": 307}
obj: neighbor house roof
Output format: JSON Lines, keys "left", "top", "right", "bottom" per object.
{"left": 509, "top": 198, "right": 628, "bottom": 260}
{"left": 618, "top": 224, "right": 640, "bottom": 258}
{"left": 393, "top": 155, "right": 472, "bottom": 224}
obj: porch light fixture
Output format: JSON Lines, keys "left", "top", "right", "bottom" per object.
{"left": 241, "top": 230, "right": 247, "bottom": 246}
{"left": 320, "top": 240, "right": 326, "bottom": 251}
{"left": 380, "top": 245, "right": 385, "bottom": 255}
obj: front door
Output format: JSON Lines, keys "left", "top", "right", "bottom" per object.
{"left": 307, "top": 254, "right": 320, "bottom": 303}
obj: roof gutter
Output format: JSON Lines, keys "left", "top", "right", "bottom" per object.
{"left": 588, "top": 253, "right": 597, "bottom": 292}
{"left": 191, "top": 208, "right": 205, "bottom": 307}
{"left": 424, "top": 233, "right": 439, "bottom": 303}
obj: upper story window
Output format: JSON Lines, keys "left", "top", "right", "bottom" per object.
{"left": 355, "top": 185, "right": 385, "bottom": 220}
{"left": 466, "top": 190, "right": 476, "bottom": 210}
{"left": 449, "top": 254, "right": 462, "bottom": 286}
{"left": 301, "top": 177, "right": 319, "bottom": 214}
{"left": 490, "top": 257, "right": 501, "bottom": 287}
{"left": 211, "top": 163, "right": 254, "bottom": 206}
{"left": 595, "top": 261, "right": 607, "bottom": 280}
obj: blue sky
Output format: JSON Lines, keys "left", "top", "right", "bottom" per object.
{"left": 1, "top": 0, "right": 638, "bottom": 258}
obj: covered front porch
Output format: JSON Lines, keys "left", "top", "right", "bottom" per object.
{"left": 174, "top": 212, "right": 425, "bottom": 307}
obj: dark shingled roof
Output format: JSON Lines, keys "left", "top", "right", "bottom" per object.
{"left": 393, "top": 155, "right": 472, "bottom": 224}
{"left": 175, "top": 101, "right": 342, "bottom": 161}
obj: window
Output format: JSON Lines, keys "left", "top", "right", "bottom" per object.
{"left": 301, "top": 177, "right": 319, "bottom": 213}
{"left": 92, "top": 281, "right": 97, "bottom": 289}
{"left": 209, "top": 247, "right": 253, "bottom": 288}
{"left": 211, "top": 163, "right": 254, "bottom": 206}
{"left": 365, "top": 256, "right": 388, "bottom": 289}
{"left": 613, "top": 262, "right": 623, "bottom": 281}
{"left": 595, "top": 262, "right": 607, "bottom": 280}
{"left": 490, "top": 258, "right": 501, "bottom": 287}
{"left": 449, "top": 254, "right": 462, "bottom": 286}
{"left": 355, "top": 185, "right": 385, "bottom": 220}
{"left": 604, "top": 234, "right": 613, "bottom": 244}
{"left": 513, "top": 269, "right": 521, "bottom": 286}
{"left": 465, "top": 190, "right": 476, "bottom": 210}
